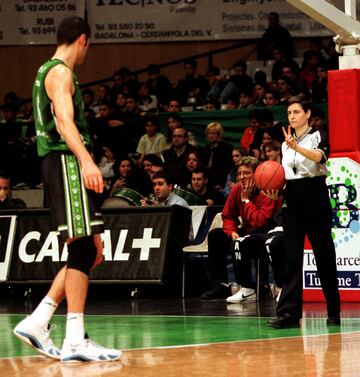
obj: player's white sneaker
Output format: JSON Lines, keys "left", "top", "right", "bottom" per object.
{"left": 13, "top": 316, "right": 61, "bottom": 359}
{"left": 60, "top": 333, "right": 122, "bottom": 363}
{"left": 226, "top": 287, "right": 256, "bottom": 303}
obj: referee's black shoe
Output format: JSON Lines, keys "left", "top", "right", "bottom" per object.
{"left": 267, "top": 313, "right": 300, "bottom": 329}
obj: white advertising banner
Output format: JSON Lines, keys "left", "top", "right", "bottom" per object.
{"left": 0, "top": 0, "right": 347, "bottom": 45}
{"left": 87, "top": 0, "right": 337, "bottom": 44}
{"left": 0, "top": 0, "right": 84, "bottom": 46}
{"left": 303, "top": 157, "right": 360, "bottom": 294}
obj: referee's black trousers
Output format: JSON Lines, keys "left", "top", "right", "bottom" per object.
{"left": 276, "top": 176, "right": 341, "bottom": 319}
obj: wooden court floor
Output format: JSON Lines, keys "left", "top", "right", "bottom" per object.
{"left": 1, "top": 293, "right": 360, "bottom": 377}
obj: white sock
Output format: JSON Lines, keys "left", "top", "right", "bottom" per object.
{"left": 29, "top": 296, "right": 58, "bottom": 328}
{"left": 65, "top": 313, "right": 85, "bottom": 344}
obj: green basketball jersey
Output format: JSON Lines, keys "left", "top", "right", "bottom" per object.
{"left": 32, "top": 59, "right": 92, "bottom": 157}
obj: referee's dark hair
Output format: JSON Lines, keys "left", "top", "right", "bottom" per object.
{"left": 287, "top": 94, "right": 312, "bottom": 113}
{"left": 57, "top": 16, "right": 91, "bottom": 46}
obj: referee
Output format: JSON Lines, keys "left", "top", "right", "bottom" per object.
{"left": 267, "top": 95, "right": 340, "bottom": 329}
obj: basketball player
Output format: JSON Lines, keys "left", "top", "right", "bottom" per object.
{"left": 13, "top": 16, "right": 121, "bottom": 362}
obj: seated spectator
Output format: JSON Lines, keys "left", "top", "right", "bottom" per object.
{"left": 202, "top": 122, "right": 233, "bottom": 189}
{"left": 82, "top": 88, "right": 97, "bottom": 121}
{"left": 204, "top": 98, "right": 221, "bottom": 111}
{"left": 109, "top": 157, "right": 133, "bottom": 196}
{"left": 238, "top": 90, "right": 254, "bottom": 109}
{"left": 0, "top": 176, "right": 27, "bottom": 209}
{"left": 177, "top": 150, "right": 202, "bottom": 188}
{"left": 222, "top": 146, "right": 249, "bottom": 198}
{"left": 280, "top": 65, "right": 305, "bottom": 95}
{"left": 145, "top": 64, "right": 173, "bottom": 111}
{"left": 141, "top": 153, "right": 165, "bottom": 177}
{"left": 136, "top": 116, "right": 166, "bottom": 165}
{"left": 162, "top": 127, "right": 198, "bottom": 185}
{"left": 165, "top": 113, "right": 196, "bottom": 148}
{"left": 174, "top": 58, "right": 210, "bottom": 107}
{"left": 271, "top": 47, "right": 300, "bottom": 82}
{"left": 220, "top": 60, "right": 253, "bottom": 104}
{"left": 257, "top": 12, "right": 294, "bottom": 61}
{"left": 122, "top": 92, "right": 146, "bottom": 153}
{"left": 226, "top": 220, "right": 284, "bottom": 303}
{"left": 141, "top": 171, "right": 189, "bottom": 208}
{"left": 253, "top": 82, "right": 268, "bottom": 107}
{"left": 225, "top": 96, "right": 240, "bottom": 110}
{"left": 299, "top": 50, "right": 322, "bottom": 90}
{"left": 276, "top": 75, "right": 293, "bottom": 105}
{"left": 190, "top": 167, "right": 225, "bottom": 206}
{"left": 206, "top": 66, "right": 228, "bottom": 102}
{"left": 263, "top": 90, "right": 280, "bottom": 107}
{"left": 92, "top": 84, "right": 111, "bottom": 116}
{"left": 201, "top": 157, "right": 281, "bottom": 300}
{"left": 311, "top": 65, "right": 328, "bottom": 103}
{"left": 164, "top": 98, "right": 181, "bottom": 113}
{"left": 309, "top": 108, "right": 328, "bottom": 134}
{"left": 264, "top": 140, "right": 282, "bottom": 163}
{"left": 240, "top": 109, "right": 262, "bottom": 152}
{"left": 97, "top": 145, "right": 116, "bottom": 194}
{"left": 137, "top": 81, "right": 159, "bottom": 113}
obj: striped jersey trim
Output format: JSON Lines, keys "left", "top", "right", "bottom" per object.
{"left": 61, "top": 155, "right": 91, "bottom": 238}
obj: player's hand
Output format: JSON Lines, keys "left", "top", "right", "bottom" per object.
{"left": 231, "top": 232, "right": 240, "bottom": 241}
{"left": 282, "top": 126, "right": 297, "bottom": 150}
{"left": 82, "top": 161, "right": 104, "bottom": 194}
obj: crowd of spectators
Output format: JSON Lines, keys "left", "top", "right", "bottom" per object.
{"left": 0, "top": 17, "right": 336, "bottom": 208}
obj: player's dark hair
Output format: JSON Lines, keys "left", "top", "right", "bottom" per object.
{"left": 57, "top": 16, "right": 91, "bottom": 46}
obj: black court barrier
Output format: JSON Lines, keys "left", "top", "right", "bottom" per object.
{"left": 0, "top": 206, "right": 191, "bottom": 291}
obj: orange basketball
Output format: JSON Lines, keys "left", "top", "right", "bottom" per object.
{"left": 254, "top": 160, "right": 285, "bottom": 191}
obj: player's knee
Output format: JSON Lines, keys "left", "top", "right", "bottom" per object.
{"left": 67, "top": 236, "right": 97, "bottom": 275}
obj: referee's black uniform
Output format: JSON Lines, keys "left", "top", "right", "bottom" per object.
{"left": 276, "top": 127, "right": 340, "bottom": 320}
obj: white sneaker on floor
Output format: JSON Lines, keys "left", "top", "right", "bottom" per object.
{"left": 13, "top": 316, "right": 61, "bottom": 359}
{"left": 226, "top": 287, "right": 256, "bottom": 303}
{"left": 60, "top": 333, "right": 122, "bottom": 363}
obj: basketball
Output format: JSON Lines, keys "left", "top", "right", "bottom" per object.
{"left": 254, "top": 160, "right": 285, "bottom": 191}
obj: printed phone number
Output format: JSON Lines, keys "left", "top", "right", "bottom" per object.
{"left": 98, "top": 22, "right": 156, "bottom": 31}
{"left": 24, "top": 4, "right": 77, "bottom": 12}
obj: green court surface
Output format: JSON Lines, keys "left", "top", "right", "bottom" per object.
{"left": 1, "top": 314, "right": 357, "bottom": 359}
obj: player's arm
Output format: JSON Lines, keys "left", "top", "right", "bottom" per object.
{"left": 45, "top": 64, "right": 103, "bottom": 193}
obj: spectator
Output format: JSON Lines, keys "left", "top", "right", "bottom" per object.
{"left": 206, "top": 66, "right": 228, "bottom": 103}
{"left": 137, "top": 81, "right": 159, "bottom": 113}
{"left": 136, "top": 116, "right": 166, "bottom": 165}
{"left": 177, "top": 150, "right": 202, "bottom": 188}
{"left": 222, "top": 146, "right": 249, "bottom": 198}
{"left": 240, "top": 109, "right": 262, "bottom": 152}
{"left": 141, "top": 171, "right": 189, "bottom": 208}
{"left": 109, "top": 157, "right": 133, "bottom": 196}
{"left": 0, "top": 176, "right": 27, "bottom": 209}
{"left": 264, "top": 140, "right": 282, "bottom": 163}
{"left": 201, "top": 157, "right": 281, "bottom": 299}
{"left": 309, "top": 108, "right": 328, "bottom": 134}
{"left": 271, "top": 47, "right": 300, "bottom": 82}
{"left": 257, "top": 12, "right": 294, "bottom": 60}
{"left": 204, "top": 98, "right": 221, "bottom": 111}
{"left": 145, "top": 64, "right": 173, "bottom": 111}
{"left": 164, "top": 98, "right": 181, "bottom": 113}
{"left": 165, "top": 113, "right": 196, "bottom": 147}
{"left": 263, "top": 90, "right": 280, "bottom": 107}
{"left": 202, "top": 122, "right": 233, "bottom": 189}
{"left": 162, "top": 127, "right": 197, "bottom": 185}
{"left": 311, "top": 65, "right": 328, "bottom": 103}
{"left": 190, "top": 167, "right": 225, "bottom": 206}
{"left": 276, "top": 75, "right": 293, "bottom": 105}
{"left": 220, "top": 60, "right": 253, "bottom": 104}
{"left": 174, "top": 58, "right": 210, "bottom": 107}
{"left": 141, "top": 153, "right": 164, "bottom": 177}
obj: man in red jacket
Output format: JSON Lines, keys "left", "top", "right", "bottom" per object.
{"left": 201, "top": 156, "right": 281, "bottom": 300}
